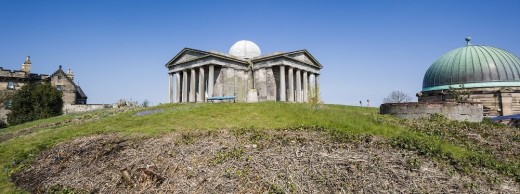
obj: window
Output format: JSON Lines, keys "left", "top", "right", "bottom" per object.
{"left": 6, "top": 99, "right": 12, "bottom": 109}
{"left": 58, "top": 76, "right": 62, "bottom": 79}
{"left": 7, "top": 81, "right": 14, "bottom": 90}
{"left": 56, "top": 85, "right": 63, "bottom": 91}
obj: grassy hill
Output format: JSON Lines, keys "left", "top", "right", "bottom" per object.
{"left": 0, "top": 102, "right": 518, "bottom": 193}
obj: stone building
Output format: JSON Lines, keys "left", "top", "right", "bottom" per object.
{"left": 418, "top": 38, "right": 520, "bottom": 116}
{"left": 49, "top": 65, "right": 87, "bottom": 105}
{"left": 0, "top": 56, "right": 87, "bottom": 122}
{"left": 0, "top": 56, "right": 48, "bottom": 92}
{"left": 165, "top": 40, "right": 323, "bottom": 103}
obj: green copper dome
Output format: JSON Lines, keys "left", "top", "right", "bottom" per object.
{"left": 422, "top": 38, "right": 520, "bottom": 91}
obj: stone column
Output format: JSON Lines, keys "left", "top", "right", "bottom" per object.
{"left": 198, "top": 66, "right": 205, "bottom": 102}
{"left": 309, "top": 73, "right": 316, "bottom": 100}
{"left": 279, "top": 65, "right": 286, "bottom": 102}
{"left": 190, "top": 68, "right": 196, "bottom": 102}
{"left": 182, "top": 70, "right": 188, "bottom": 103}
{"left": 303, "top": 71, "right": 308, "bottom": 102}
{"left": 208, "top": 65, "right": 214, "bottom": 98}
{"left": 315, "top": 74, "right": 320, "bottom": 98}
{"left": 296, "top": 69, "right": 301, "bottom": 102}
{"left": 175, "top": 73, "right": 181, "bottom": 103}
{"left": 168, "top": 73, "right": 173, "bottom": 103}
{"left": 288, "top": 67, "right": 294, "bottom": 102}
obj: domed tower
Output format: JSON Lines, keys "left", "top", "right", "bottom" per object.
{"left": 419, "top": 37, "right": 520, "bottom": 116}
{"left": 229, "top": 40, "right": 261, "bottom": 59}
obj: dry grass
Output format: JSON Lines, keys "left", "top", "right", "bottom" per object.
{"left": 12, "top": 129, "right": 519, "bottom": 193}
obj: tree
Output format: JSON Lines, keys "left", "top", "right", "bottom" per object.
{"left": 383, "top": 91, "right": 413, "bottom": 103}
{"left": 448, "top": 84, "right": 470, "bottom": 102}
{"left": 142, "top": 99, "right": 150, "bottom": 107}
{"left": 7, "top": 83, "right": 63, "bottom": 125}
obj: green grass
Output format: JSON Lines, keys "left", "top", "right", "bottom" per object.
{"left": 0, "top": 102, "right": 518, "bottom": 193}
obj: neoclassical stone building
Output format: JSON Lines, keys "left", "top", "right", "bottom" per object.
{"left": 165, "top": 40, "right": 322, "bottom": 103}
{"left": 418, "top": 38, "right": 520, "bottom": 116}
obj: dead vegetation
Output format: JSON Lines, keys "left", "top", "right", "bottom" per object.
{"left": 12, "top": 129, "right": 519, "bottom": 193}
{"left": 380, "top": 114, "right": 520, "bottom": 162}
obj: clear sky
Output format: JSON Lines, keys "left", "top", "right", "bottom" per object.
{"left": 1, "top": 0, "right": 519, "bottom": 106}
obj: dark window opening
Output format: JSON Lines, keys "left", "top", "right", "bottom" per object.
{"left": 56, "top": 85, "right": 63, "bottom": 91}
{"left": 58, "top": 76, "right": 62, "bottom": 79}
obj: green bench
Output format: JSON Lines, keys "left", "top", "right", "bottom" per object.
{"left": 207, "top": 96, "right": 236, "bottom": 103}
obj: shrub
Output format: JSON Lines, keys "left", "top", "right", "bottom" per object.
{"left": 7, "top": 83, "right": 63, "bottom": 125}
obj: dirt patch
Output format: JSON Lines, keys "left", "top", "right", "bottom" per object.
{"left": 12, "top": 130, "right": 519, "bottom": 193}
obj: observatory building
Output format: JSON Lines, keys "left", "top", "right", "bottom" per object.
{"left": 418, "top": 38, "right": 520, "bottom": 116}
{"left": 165, "top": 40, "right": 323, "bottom": 103}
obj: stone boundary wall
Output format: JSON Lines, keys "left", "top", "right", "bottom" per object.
{"left": 63, "top": 104, "right": 110, "bottom": 114}
{"left": 380, "top": 102, "right": 483, "bottom": 122}
{"left": 0, "top": 108, "right": 10, "bottom": 124}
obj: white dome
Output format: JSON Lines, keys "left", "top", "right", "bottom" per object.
{"left": 229, "top": 40, "right": 261, "bottom": 59}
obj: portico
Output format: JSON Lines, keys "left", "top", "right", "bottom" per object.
{"left": 165, "top": 40, "right": 322, "bottom": 103}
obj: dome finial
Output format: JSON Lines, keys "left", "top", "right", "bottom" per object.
{"left": 465, "top": 37, "right": 472, "bottom": 45}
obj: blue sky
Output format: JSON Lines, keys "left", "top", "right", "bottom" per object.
{"left": 1, "top": 0, "right": 519, "bottom": 106}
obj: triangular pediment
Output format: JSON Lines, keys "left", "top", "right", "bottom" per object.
{"left": 252, "top": 50, "right": 323, "bottom": 69}
{"left": 165, "top": 48, "right": 208, "bottom": 67}
{"left": 287, "top": 49, "right": 323, "bottom": 69}
{"left": 165, "top": 48, "right": 248, "bottom": 68}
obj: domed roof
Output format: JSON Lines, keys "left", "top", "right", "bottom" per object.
{"left": 229, "top": 40, "right": 261, "bottom": 59}
{"left": 422, "top": 38, "right": 520, "bottom": 91}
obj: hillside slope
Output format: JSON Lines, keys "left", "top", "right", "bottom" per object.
{"left": 0, "top": 102, "right": 518, "bottom": 193}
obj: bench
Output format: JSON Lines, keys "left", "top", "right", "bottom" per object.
{"left": 207, "top": 96, "right": 236, "bottom": 103}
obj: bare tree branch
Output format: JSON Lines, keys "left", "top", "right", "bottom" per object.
{"left": 382, "top": 91, "right": 413, "bottom": 103}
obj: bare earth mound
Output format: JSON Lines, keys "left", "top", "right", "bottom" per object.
{"left": 13, "top": 130, "right": 519, "bottom": 193}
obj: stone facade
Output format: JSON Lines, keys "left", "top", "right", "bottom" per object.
{"left": 49, "top": 66, "right": 87, "bottom": 105}
{"left": 380, "top": 102, "right": 483, "bottom": 122}
{"left": 165, "top": 41, "right": 322, "bottom": 103}
{"left": 418, "top": 87, "right": 520, "bottom": 116}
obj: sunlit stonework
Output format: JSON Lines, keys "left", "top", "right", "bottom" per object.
{"left": 165, "top": 40, "right": 323, "bottom": 103}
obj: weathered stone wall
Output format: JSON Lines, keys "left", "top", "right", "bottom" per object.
{"left": 223, "top": 67, "right": 234, "bottom": 96}
{"left": 213, "top": 66, "right": 223, "bottom": 97}
{"left": 266, "top": 67, "right": 276, "bottom": 101}
{"left": 380, "top": 102, "right": 483, "bottom": 122}
{"left": 234, "top": 70, "right": 248, "bottom": 102}
{"left": 418, "top": 87, "right": 520, "bottom": 116}
{"left": 63, "top": 104, "right": 109, "bottom": 114}
{"left": 255, "top": 68, "right": 267, "bottom": 101}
